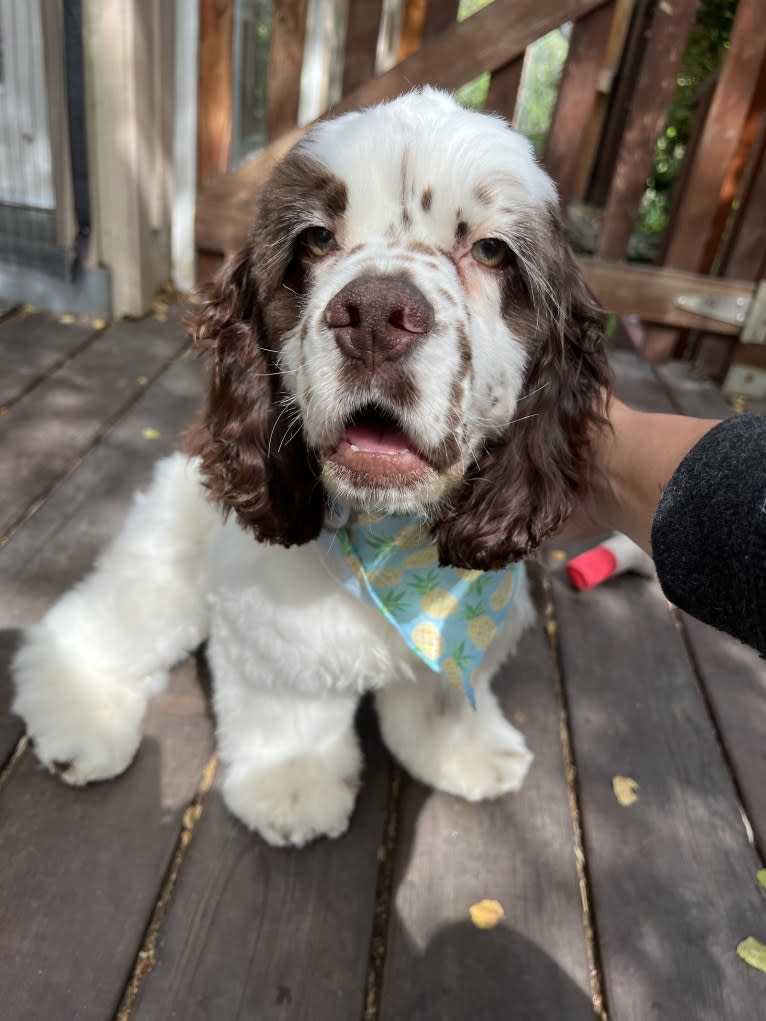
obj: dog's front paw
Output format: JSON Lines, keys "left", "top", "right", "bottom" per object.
{"left": 222, "top": 736, "right": 362, "bottom": 847}
{"left": 11, "top": 626, "right": 148, "bottom": 785}
{"left": 432, "top": 722, "right": 532, "bottom": 801}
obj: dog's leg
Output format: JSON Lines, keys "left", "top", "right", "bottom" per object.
{"left": 376, "top": 669, "right": 532, "bottom": 800}
{"left": 11, "top": 454, "right": 217, "bottom": 785}
{"left": 213, "top": 672, "right": 363, "bottom": 847}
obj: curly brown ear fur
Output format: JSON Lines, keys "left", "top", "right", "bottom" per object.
{"left": 435, "top": 214, "right": 611, "bottom": 569}
{"left": 191, "top": 245, "right": 324, "bottom": 546}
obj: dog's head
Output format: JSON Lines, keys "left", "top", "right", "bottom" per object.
{"left": 193, "top": 89, "right": 609, "bottom": 569}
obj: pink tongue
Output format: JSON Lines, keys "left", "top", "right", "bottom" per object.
{"left": 346, "top": 421, "right": 412, "bottom": 455}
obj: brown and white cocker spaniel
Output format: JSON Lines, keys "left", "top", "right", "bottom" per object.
{"left": 12, "top": 90, "right": 608, "bottom": 846}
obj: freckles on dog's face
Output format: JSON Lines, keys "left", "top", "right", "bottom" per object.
{"left": 196, "top": 89, "right": 608, "bottom": 566}
{"left": 261, "top": 93, "right": 558, "bottom": 516}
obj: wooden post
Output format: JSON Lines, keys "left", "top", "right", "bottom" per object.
{"left": 267, "top": 0, "right": 309, "bottom": 140}
{"left": 197, "top": 0, "right": 234, "bottom": 186}
{"left": 40, "top": 0, "right": 76, "bottom": 256}
{"left": 596, "top": 0, "right": 699, "bottom": 260}
{"left": 485, "top": 57, "right": 524, "bottom": 123}
{"left": 84, "top": 0, "right": 172, "bottom": 318}
{"left": 543, "top": 0, "right": 615, "bottom": 207}
{"left": 342, "top": 0, "right": 385, "bottom": 94}
{"left": 422, "top": 0, "right": 460, "bottom": 41}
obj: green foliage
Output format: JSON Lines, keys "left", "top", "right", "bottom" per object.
{"left": 514, "top": 29, "right": 569, "bottom": 154}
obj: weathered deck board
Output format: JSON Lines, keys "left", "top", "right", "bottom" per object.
{"left": 0, "top": 311, "right": 101, "bottom": 409}
{"left": 0, "top": 353, "right": 204, "bottom": 770}
{"left": 131, "top": 717, "right": 390, "bottom": 1021}
{"left": 0, "top": 313, "right": 189, "bottom": 542}
{"left": 379, "top": 577, "right": 594, "bottom": 1021}
{"left": 0, "top": 342, "right": 211, "bottom": 1018}
{"left": 609, "top": 349, "right": 674, "bottom": 412}
{"left": 550, "top": 568, "right": 766, "bottom": 1020}
{"left": 681, "top": 615, "right": 766, "bottom": 856}
{"left": 653, "top": 360, "right": 731, "bottom": 419}
{"left": 0, "top": 658, "right": 213, "bottom": 1021}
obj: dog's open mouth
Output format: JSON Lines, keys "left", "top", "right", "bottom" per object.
{"left": 327, "top": 404, "right": 431, "bottom": 481}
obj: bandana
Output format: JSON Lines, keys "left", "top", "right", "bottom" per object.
{"left": 317, "top": 508, "right": 523, "bottom": 708}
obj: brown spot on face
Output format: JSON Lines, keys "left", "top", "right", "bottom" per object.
{"left": 421, "top": 187, "right": 433, "bottom": 212}
{"left": 455, "top": 219, "right": 469, "bottom": 246}
{"left": 408, "top": 239, "right": 439, "bottom": 258}
{"left": 402, "top": 208, "right": 412, "bottom": 230}
{"left": 474, "top": 183, "right": 494, "bottom": 206}
{"left": 385, "top": 223, "right": 398, "bottom": 241}
{"left": 457, "top": 323, "right": 471, "bottom": 373}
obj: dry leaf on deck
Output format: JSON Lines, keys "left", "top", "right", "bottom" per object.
{"left": 756, "top": 869, "right": 766, "bottom": 891}
{"left": 612, "top": 776, "right": 639, "bottom": 806}
{"left": 469, "top": 899, "right": 505, "bottom": 929}
{"left": 142, "top": 427, "right": 161, "bottom": 440}
{"left": 736, "top": 937, "right": 766, "bottom": 972}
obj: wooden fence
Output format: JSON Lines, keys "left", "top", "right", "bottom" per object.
{"left": 195, "top": 0, "right": 766, "bottom": 389}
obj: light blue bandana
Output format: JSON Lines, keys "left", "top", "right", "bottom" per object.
{"left": 317, "top": 509, "right": 523, "bottom": 708}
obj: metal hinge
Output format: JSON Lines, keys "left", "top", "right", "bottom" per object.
{"left": 674, "top": 282, "right": 766, "bottom": 343}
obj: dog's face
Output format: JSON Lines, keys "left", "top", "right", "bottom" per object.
{"left": 195, "top": 90, "right": 609, "bottom": 569}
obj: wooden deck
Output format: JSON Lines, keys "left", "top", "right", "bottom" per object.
{"left": 0, "top": 306, "right": 764, "bottom": 1021}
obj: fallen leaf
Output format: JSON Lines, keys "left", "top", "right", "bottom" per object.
{"left": 58, "top": 313, "right": 76, "bottom": 324}
{"left": 757, "top": 869, "right": 766, "bottom": 891}
{"left": 612, "top": 776, "right": 639, "bottom": 806}
{"left": 137, "top": 375, "right": 149, "bottom": 385}
{"left": 92, "top": 318, "right": 107, "bottom": 329}
{"left": 737, "top": 937, "right": 766, "bottom": 972}
{"left": 469, "top": 899, "right": 505, "bottom": 930}
{"left": 142, "top": 427, "right": 161, "bottom": 440}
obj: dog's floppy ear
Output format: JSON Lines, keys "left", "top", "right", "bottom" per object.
{"left": 435, "top": 213, "right": 610, "bottom": 569}
{"left": 191, "top": 244, "right": 324, "bottom": 546}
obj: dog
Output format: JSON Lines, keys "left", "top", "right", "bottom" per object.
{"left": 11, "top": 89, "right": 608, "bottom": 846}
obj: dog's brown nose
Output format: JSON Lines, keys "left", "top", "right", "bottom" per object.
{"left": 324, "top": 275, "right": 434, "bottom": 368}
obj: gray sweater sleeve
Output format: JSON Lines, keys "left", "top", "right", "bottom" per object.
{"left": 651, "top": 414, "right": 766, "bottom": 656}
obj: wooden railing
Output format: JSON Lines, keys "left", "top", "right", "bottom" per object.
{"left": 196, "top": 0, "right": 766, "bottom": 384}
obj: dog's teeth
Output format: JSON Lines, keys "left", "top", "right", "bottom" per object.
{"left": 350, "top": 443, "right": 360, "bottom": 452}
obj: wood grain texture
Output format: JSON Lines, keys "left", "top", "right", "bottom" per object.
{"left": 267, "top": 0, "right": 309, "bottom": 140}
{"left": 596, "top": 0, "right": 699, "bottom": 259}
{"left": 197, "top": 0, "right": 234, "bottom": 185}
{"left": 543, "top": 0, "right": 615, "bottom": 207}
{"left": 379, "top": 590, "right": 593, "bottom": 1021}
{"left": 0, "top": 314, "right": 189, "bottom": 543}
{"left": 197, "top": 0, "right": 611, "bottom": 253}
{"left": 0, "top": 658, "right": 213, "bottom": 1021}
{"left": 662, "top": 0, "right": 766, "bottom": 271}
{"left": 0, "top": 311, "right": 101, "bottom": 409}
{"left": 580, "top": 257, "right": 754, "bottom": 334}
{"left": 0, "top": 353, "right": 204, "bottom": 630}
{"left": 421, "top": 0, "right": 460, "bottom": 42}
{"left": 681, "top": 614, "right": 766, "bottom": 855}
{"left": 131, "top": 719, "right": 390, "bottom": 1021}
{"left": 0, "top": 335, "right": 210, "bottom": 1020}
{"left": 549, "top": 568, "right": 766, "bottom": 1021}
{"left": 342, "top": 0, "right": 385, "bottom": 94}
{"left": 652, "top": 359, "right": 731, "bottom": 419}
{"left": 485, "top": 55, "right": 524, "bottom": 122}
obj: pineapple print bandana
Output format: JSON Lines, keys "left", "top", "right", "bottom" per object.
{"left": 317, "top": 509, "right": 523, "bottom": 708}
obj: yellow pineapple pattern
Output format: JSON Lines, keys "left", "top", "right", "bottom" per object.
{"left": 411, "top": 621, "right": 444, "bottom": 660}
{"left": 421, "top": 589, "right": 459, "bottom": 619}
{"left": 465, "top": 600, "right": 497, "bottom": 650}
{"left": 440, "top": 658, "right": 464, "bottom": 692}
{"left": 409, "top": 568, "right": 459, "bottom": 619}
{"left": 357, "top": 511, "right": 384, "bottom": 526}
{"left": 395, "top": 521, "right": 429, "bottom": 549}
{"left": 403, "top": 545, "right": 439, "bottom": 569}
{"left": 368, "top": 567, "right": 405, "bottom": 588}
{"left": 489, "top": 571, "right": 515, "bottom": 611}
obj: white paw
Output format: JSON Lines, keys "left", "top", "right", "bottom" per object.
{"left": 377, "top": 681, "right": 533, "bottom": 802}
{"left": 222, "top": 739, "right": 362, "bottom": 847}
{"left": 431, "top": 722, "right": 532, "bottom": 801}
{"left": 11, "top": 626, "right": 148, "bottom": 786}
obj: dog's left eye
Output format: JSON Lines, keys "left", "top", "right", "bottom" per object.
{"left": 302, "top": 226, "right": 337, "bottom": 258}
{"left": 471, "top": 238, "right": 510, "bottom": 269}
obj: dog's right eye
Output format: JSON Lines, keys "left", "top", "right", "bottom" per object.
{"left": 302, "top": 226, "right": 337, "bottom": 258}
